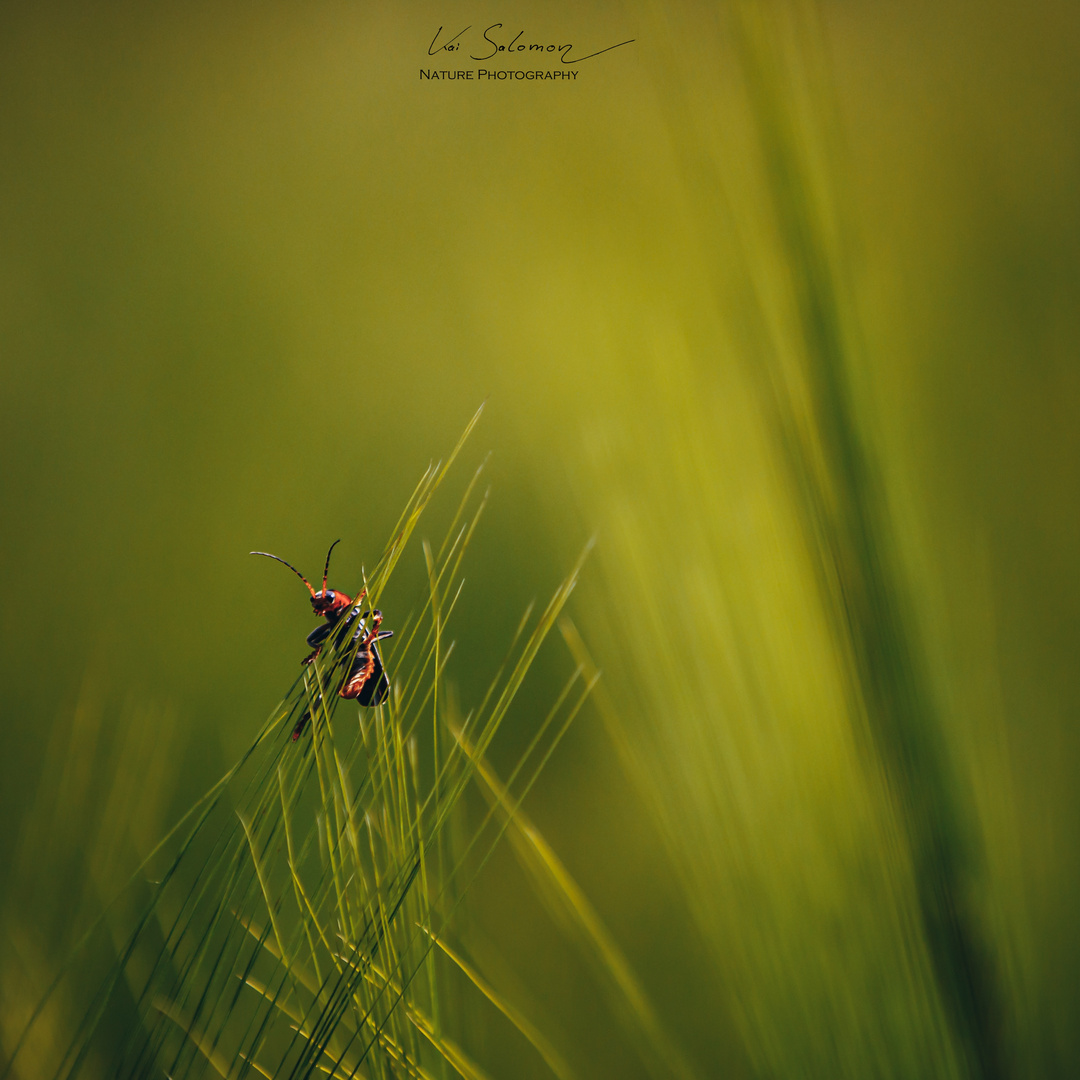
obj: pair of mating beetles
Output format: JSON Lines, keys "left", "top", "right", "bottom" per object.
{"left": 252, "top": 540, "right": 392, "bottom": 740}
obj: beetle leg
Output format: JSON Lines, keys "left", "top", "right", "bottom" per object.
{"left": 292, "top": 709, "right": 310, "bottom": 740}
{"left": 303, "top": 619, "right": 336, "bottom": 665}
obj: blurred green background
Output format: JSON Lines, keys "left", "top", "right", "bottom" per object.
{"left": 2, "top": 0, "right": 1080, "bottom": 1076}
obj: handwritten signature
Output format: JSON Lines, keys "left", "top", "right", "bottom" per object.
{"left": 428, "top": 23, "right": 634, "bottom": 64}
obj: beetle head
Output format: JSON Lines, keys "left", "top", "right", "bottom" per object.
{"left": 311, "top": 588, "right": 351, "bottom": 618}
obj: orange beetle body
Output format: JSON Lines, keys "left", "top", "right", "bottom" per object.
{"left": 252, "top": 540, "right": 394, "bottom": 739}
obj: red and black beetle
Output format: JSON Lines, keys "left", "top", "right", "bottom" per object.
{"left": 251, "top": 540, "right": 393, "bottom": 739}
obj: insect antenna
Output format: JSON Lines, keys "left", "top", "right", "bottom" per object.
{"left": 322, "top": 538, "right": 342, "bottom": 592}
{"left": 250, "top": 551, "right": 316, "bottom": 598}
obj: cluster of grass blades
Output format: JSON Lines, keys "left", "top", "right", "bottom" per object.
{"left": 3, "top": 409, "right": 611, "bottom": 1080}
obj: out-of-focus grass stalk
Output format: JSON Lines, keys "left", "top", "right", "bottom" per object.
{"left": 0, "top": 690, "right": 185, "bottom": 1080}
{"left": 454, "top": 698, "right": 701, "bottom": 1080}
{"left": 551, "top": 0, "right": 1006, "bottom": 1076}
{"left": 730, "top": 4, "right": 1004, "bottom": 1077}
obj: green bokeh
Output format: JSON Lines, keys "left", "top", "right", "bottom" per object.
{"left": 2, "top": 1, "right": 1079, "bottom": 1076}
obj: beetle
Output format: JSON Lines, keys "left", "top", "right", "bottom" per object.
{"left": 251, "top": 540, "right": 394, "bottom": 739}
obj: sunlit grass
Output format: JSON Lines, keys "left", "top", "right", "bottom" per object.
{"left": 4, "top": 411, "right": 642, "bottom": 1080}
